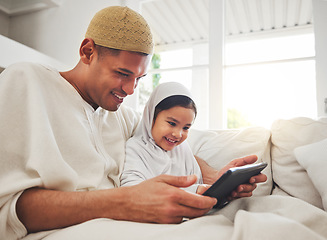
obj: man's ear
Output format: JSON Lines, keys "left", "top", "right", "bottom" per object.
{"left": 79, "top": 38, "right": 96, "bottom": 64}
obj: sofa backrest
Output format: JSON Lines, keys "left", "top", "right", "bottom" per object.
{"left": 270, "top": 117, "right": 327, "bottom": 209}
{"left": 188, "top": 126, "right": 272, "bottom": 197}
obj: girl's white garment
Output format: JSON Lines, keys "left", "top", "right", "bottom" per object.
{"left": 120, "top": 82, "right": 203, "bottom": 192}
{"left": 0, "top": 63, "right": 140, "bottom": 240}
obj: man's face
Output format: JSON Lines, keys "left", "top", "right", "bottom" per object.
{"left": 85, "top": 50, "right": 151, "bottom": 111}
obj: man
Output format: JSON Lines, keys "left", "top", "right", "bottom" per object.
{"left": 0, "top": 6, "right": 266, "bottom": 240}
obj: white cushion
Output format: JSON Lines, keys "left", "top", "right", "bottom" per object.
{"left": 294, "top": 138, "right": 327, "bottom": 211}
{"left": 270, "top": 117, "right": 327, "bottom": 209}
{"left": 188, "top": 127, "right": 272, "bottom": 197}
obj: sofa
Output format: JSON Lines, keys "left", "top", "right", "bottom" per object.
{"left": 188, "top": 116, "right": 327, "bottom": 210}
{"left": 33, "top": 117, "right": 327, "bottom": 240}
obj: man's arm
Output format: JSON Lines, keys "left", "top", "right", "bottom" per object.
{"left": 16, "top": 175, "right": 217, "bottom": 233}
{"left": 195, "top": 155, "right": 267, "bottom": 199}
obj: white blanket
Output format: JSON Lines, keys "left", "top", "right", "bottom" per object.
{"left": 23, "top": 195, "right": 327, "bottom": 240}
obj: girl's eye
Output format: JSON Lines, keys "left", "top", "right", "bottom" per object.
{"left": 167, "top": 121, "right": 176, "bottom": 126}
{"left": 183, "top": 126, "right": 190, "bottom": 131}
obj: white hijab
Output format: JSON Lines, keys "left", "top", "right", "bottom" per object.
{"left": 120, "top": 82, "right": 202, "bottom": 191}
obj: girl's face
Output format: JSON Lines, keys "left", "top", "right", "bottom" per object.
{"left": 151, "top": 106, "right": 195, "bottom": 151}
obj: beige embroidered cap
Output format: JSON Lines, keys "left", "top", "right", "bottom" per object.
{"left": 85, "top": 6, "right": 154, "bottom": 55}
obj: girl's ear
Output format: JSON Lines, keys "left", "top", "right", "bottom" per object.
{"left": 79, "top": 38, "right": 96, "bottom": 64}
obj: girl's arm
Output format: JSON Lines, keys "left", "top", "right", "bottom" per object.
{"left": 194, "top": 155, "right": 267, "bottom": 198}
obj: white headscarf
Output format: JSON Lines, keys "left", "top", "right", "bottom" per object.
{"left": 120, "top": 82, "right": 202, "bottom": 191}
{"left": 135, "top": 81, "right": 195, "bottom": 140}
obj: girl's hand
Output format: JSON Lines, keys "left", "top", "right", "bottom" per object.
{"left": 196, "top": 184, "right": 211, "bottom": 195}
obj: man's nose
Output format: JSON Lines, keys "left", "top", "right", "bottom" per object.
{"left": 122, "top": 79, "right": 137, "bottom": 95}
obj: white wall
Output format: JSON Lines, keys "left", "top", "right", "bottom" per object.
{"left": 0, "top": 11, "right": 9, "bottom": 36}
{"left": 0, "top": 34, "right": 67, "bottom": 69}
{"left": 8, "top": 0, "right": 123, "bottom": 69}
{"left": 313, "top": 0, "right": 327, "bottom": 117}
{"left": 0, "top": 10, "right": 67, "bottom": 70}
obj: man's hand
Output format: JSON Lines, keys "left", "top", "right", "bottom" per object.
{"left": 119, "top": 175, "right": 217, "bottom": 224}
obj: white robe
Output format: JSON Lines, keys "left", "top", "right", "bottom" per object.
{"left": 0, "top": 62, "right": 140, "bottom": 240}
{"left": 120, "top": 82, "right": 202, "bottom": 192}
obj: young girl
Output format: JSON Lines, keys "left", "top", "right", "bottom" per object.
{"left": 120, "top": 82, "right": 203, "bottom": 193}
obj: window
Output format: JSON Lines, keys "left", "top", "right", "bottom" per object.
{"left": 225, "top": 33, "right": 316, "bottom": 128}
{"left": 138, "top": 34, "right": 316, "bottom": 130}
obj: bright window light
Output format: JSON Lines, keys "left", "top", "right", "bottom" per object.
{"left": 225, "top": 34, "right": 315, "bottom": 65}
{"left": 225, "top": 33, "right": 316, "bottom": 129}
{"left": 160, "top": 49, "right": 193, "bottom": 68}
{"left": 225, "top": 60, "right": 316, "bottom": 129}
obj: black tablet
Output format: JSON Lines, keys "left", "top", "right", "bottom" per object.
{"left": 203, "top": 162, "right": 268, "bottom": 208}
